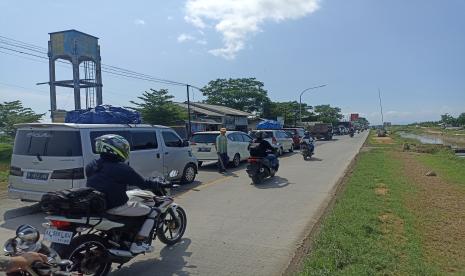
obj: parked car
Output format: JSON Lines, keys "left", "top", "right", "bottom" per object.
{"left": 283, "top": 127, "right": 305, "bottom": 148}
{"left": 190, "top": 131, "right": 253, "bottom": 167}
{"left": 249, "top": 130, "right": 294, "bottom": 156}
{"left": 8, "top": 123, "right": 198, "bottom": 202}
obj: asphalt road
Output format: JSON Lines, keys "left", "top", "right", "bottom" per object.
{"left": 0, "top": 133, "right": 367, "bottom": 276}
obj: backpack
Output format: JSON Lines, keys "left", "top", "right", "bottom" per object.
{"left": 40, "top": 187, "right": 106, "bottom": 217}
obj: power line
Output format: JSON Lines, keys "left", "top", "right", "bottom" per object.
{"left": 0, "top": 36, "right": 189, "bottom": 87}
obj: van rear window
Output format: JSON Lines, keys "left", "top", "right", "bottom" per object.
{"left": 190, "top": 133, "right": 218, "bottom": 144}
{"left": 14, "top": 130, "right": 82, "bottom": 157}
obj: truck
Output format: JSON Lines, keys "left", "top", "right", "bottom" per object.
{"left": 309, "top": 123, "right": 333, "bottom": 140}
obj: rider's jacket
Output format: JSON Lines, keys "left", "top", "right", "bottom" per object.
{"left": 250, "top": 138, "right": 275, "bottom": 158}
{"left": 86, "top": 155, "right": 160, "bottom": 209}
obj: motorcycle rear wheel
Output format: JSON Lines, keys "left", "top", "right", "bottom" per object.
{"left": 51, "top": 234, "right": 111, "bottom": 276}
{"left": 252, "top": 174, "right": 263, "bottom": 184}
{"left": 157, "top": 206, "right": 187, "bottom": 245}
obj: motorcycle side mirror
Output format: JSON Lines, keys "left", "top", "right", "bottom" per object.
{"left": 4, "top": 238, "right": 17, "bottom": 255}
{"left": 16, "top": 224, "right": 40, "bottom": 245}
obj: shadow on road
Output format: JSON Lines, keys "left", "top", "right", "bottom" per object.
{"left": 253, "top": 176, "right": 291, "bottom": 189}
{"left": 110, "top": 238, "right": 194, "bottom": 276}
{"left": 307, "top": 157, "right": 323, "bottom": 162}
{"left": 1, "top": 212, "right": 46, "bottom": 233}
{"left": 198, "top": 162, "right": 246, "bottom": 178}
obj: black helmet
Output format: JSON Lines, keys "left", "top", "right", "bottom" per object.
{"left": 95, "top": 134, "right": 130, "bottom": 162}
{"left": 256, "top": 131, "right": 264, "bottom": 139}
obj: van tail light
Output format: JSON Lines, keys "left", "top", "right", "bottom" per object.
{"left": 51, "top": 167, "right": 85, "bottom": 179}
{"left": 272, "top": 137, "right": 277, "bottom": 144}
{"left": 50, "top": 220, "right": 71, "bottom": 229}
{"left": 9, "top": 166, "right": 23, "bottom": 177}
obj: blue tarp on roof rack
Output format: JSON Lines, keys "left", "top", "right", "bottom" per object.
{"left": 256, "top": 120, "right": 282, "bottom": 130}
{"left": 65, "top": 105, "right": 141, "bottom": 124}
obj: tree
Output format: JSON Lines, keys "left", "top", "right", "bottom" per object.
{"left": 264, "top": 101, "right": 315, "bottom": 126}
{"left": 0, "top": 101, "right": 44, "bottom": 137}
{"left": 456, "top": 113, "right": 465, "bottom": 126}
{"left": 314, "top": 105, "right": 343, "bottom": 125}
{"left": 201, "top": 78, "right": 271, "bottom": 115}
{"left": 130, "top": 89, "right": 187, "bottom": 125}
{"left": 441, "top": 113, "right": 457, "bottom": 126}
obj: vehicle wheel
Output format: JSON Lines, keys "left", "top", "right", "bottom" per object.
{"left": 232, "top": 154, "right": 241, "bottom": 168}
{"left": 289, "top": 145, "right": 294, "bottom": 153}
{"left": 197, "top": 161, "right": 203, "bottom": 168}
{"left": 51, "top": 234, "right": 111, "bottom": 276}
{"left": 270, "top": 169, "right": 276, "bottom": 177}
{"left": 157, "top": 206, "right": 187, "bottom": 245}
{"left": 181, "top": 163, "right": 196, "bottom": 184}
{"left": 252, "top": 175, "right": 263, "bottom": 184}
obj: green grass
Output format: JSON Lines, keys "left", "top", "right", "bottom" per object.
{"left": 417, "top": 150, "right": 465, "bottom": 187}
{"left": 300, "top": 149, "right": 438, "bottom": 275}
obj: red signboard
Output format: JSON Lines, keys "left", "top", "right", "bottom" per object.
{"left": 350, "top": 113, "right": 359, "bottom": 121}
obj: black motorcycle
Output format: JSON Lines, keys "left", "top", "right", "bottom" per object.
{"left": 41, "top": 171, "right": 186, "bottom": 276}
{"left": 246, "top": 151, "right": 279, "bottom": 184}
{"left": 301, "top": 142, "right": 315, "bottom": 160}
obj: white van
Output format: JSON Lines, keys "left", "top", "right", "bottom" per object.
{"left": 8, "top": 123, "right": 198, "bottom": 201}
{"left": 190, "top": 131, "right": 253, "bottom": 167}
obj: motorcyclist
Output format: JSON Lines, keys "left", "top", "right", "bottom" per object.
{"left": 249, "top": 131, "right": 279, "bottom": 169}
{"left": 349, "top": 127, "right": 355, "bottom": 136}
{"left": 300, "top": 132, "right": 315, "bottom": 154}
{"left": 86, "top": 134, "right": 162, "bottom": 254}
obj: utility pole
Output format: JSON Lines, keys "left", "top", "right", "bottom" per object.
{"left": 299, "top": 84, "right": 327, "bottom": 124}
{"left": 378, "top": 88, "right": 384, "bottom": 126}
{"left": 187, "top": 84, "right": 192, "bottom": 138}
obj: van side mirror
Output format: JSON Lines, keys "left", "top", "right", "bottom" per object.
{"left": 182, "top": 140, "right": 190, "bottom": 147}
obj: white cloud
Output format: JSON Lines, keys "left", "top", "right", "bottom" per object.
{"left": 184, "top": 0, "right": 320, "bottom": 59}
{"left": 134, "top": 19, "right": 146, "bottom": 25}
{"left": 167, "top": 16, "right": 174, "bottom": 20}
{"left": 177, "top": 33, "right": 196, "bottom": 43}
{"left": 196, "top": 39, "right": 207, "bottom": 45}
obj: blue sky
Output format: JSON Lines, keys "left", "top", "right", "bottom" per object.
{"left": 0, "top": 0, "right": 464, "bottom": 125}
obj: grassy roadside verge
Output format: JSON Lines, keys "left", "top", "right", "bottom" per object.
{"left": 0, "top": 143, "right": 12, "bottom": 191}
{"left": 417, "top": 150, "right": 465, "bottom": 186}
{"left": 300, "top": 133, "right": 439, "bottom": 275}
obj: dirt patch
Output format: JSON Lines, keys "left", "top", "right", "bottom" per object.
{"left": 372, "top": 136, "right": 394, "bottom": 144}
{"left": 375, "top": 186, "right": 389, "bottom": 196}
{"left": 398, "top": 152, "right": 465, "bottom": 272}
{"left": 378, "top": 212, "right": 405, "bottom": 237}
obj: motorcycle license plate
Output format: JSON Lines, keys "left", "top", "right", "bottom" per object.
{"left": 44, "top": 229, "right": 73, "bottom": 245}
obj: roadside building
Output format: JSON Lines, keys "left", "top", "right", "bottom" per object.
{"left": 174, "top": 102, "right": 251, "bottom": 138}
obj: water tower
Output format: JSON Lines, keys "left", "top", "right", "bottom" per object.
{"left": 48, "top": 30, "right": 103, "bottom": 121}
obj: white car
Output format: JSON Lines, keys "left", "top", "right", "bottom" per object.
{"left": 249, "top": 130, "right": 294, "bottom": 156}
{"left": 8, "top": 123, "right": 198, "bottom": 202}
{"left": 190, "top": 131, "right": 253, "bottom": 167}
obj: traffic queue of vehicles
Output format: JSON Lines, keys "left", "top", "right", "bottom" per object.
{"left": 7, "top": 123, "right": 307, "bottom": 202}
{"left": 4, "top": 123, "right": 363, "bottom": 275}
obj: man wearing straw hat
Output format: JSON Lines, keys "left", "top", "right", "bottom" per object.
{"left": 216, "top": 128, "right": 229, "bottom": 173}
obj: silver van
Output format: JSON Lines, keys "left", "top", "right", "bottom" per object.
{"left": 8, "top": 123, "right": 198, "bottom": 201}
